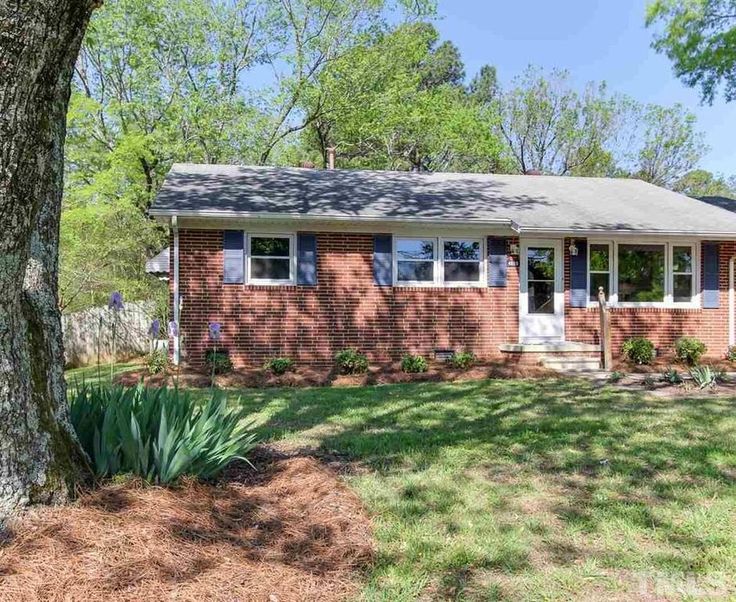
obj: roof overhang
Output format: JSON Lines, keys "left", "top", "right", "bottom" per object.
{"left": 150, "top": 209, "right": 736, "bottom": 239}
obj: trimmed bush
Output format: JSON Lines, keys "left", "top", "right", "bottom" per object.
{"left": 675, "top": 337, "right": 707, "bottom": 366}
{"left": 335, "top": 348, "right": 369, "bottom": 375}
{"left": 727, "top": 346, "right": 736, "bottom": 363}
{"left": 264, "top": 357, "right": 294, "bottom": 376}
{"left": 450, "top": 351, "right": 476, "bottom": 370}
{"left": 621, "top": 337, "right": 655, "bottom": 365}
{"left": 401, "top": 354, "right": 428, "bottom": 373}
{"left": 205, "top": 349, "right": 233, "bottom": 375}
{"left": 69, "top": 384, "right": 257, "bottom": 484}
{"left": 146, "top": 348, "right": 170, "bottom": 375}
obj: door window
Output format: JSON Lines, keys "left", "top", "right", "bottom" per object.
{"left": 527, "top": 247, "right": 555, "bottom": 314}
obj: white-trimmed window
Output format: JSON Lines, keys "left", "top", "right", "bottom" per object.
{"left": 588, "top": 242, "right": 612, "bottom": 302}
{"left": 672, "top": 245, "right": 694, "bottom": 302}
{"left": 393, "top": 236, "right": 485, "bottom": 286}
{"left": 395, "top": 238, "right": 436, "bottom": 284}
{"left": 587, "top": 240, "right": 698, "bottom": 306}
{"left": 442, "top": 238, "right": 483, "bottom": 285}
{"left": 248, "top": 234, "right": 295, "bottom": 284}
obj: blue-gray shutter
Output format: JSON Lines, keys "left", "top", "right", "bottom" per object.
{"left": 570, "top": 239, "right": 588, "bottom": 307}
{"left": 374, "top": 234, "right": 393, "bottom": 286}
{"left": 703, "top": 242, "right": 719, "bottom": 308}
{"left": 223, "top": 230, "right": 244, "bottom": 284}
{"left": 487, "top": 237, "right": 507, "bottom": 287}
{"left": 297, "top": 233, "right": 317, "bottom": 285}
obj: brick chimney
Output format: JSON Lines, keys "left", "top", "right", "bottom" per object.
{"left": 326, "top": 147, "right": 336, "bottom": 169}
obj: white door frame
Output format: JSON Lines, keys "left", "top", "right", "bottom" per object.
{"left": 519, "top": 238, "right": 565, "bottom": 343}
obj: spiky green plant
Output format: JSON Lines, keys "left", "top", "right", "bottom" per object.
{"left": 69, "top": 384, "right": 257, "bottom": 484}
{"left": 689, "top": 365, "right": 717, "bottom": 389}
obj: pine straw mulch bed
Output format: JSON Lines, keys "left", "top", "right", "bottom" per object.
{"left": 116, "top": 360, "right": 556, "bottom": 389}
{"left": 0, "top": 448, "right": 374, "bottom": 602}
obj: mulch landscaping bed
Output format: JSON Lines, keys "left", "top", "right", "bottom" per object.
{"left": 0, "top": 448, "right": 374, "bottom": 602}
{"left": 116, "top": 360, "right": 556, "bottom": 389}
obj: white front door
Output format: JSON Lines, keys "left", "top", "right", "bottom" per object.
{"left": 519, "top": 239, "right": 565, "bottom": 343}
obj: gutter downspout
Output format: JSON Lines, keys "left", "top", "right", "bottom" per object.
{"left": 172, "top": 216, "right": 181, "bottom": 365}
{"left": 730, "top": 257, "right": 735, "bottom": 348}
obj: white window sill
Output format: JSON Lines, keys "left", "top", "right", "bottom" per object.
{"left": 585, "top": 302, "right": 701, "bottom": 310}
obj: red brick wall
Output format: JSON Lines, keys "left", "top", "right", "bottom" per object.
{"left": 172, "top": 230, "right": 734, "bottom": 368}
{"left": 173, "top": 230, "right": 520, "bottom": 368}
{"left": 564, "top": 238, "right": 735, "bottom": 359}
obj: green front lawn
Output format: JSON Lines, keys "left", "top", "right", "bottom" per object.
{"left": 217, "top": 378, "right": 736, "bottom": 601}
{"left": 75, "top": 373, "right": 736, "bottom": 600}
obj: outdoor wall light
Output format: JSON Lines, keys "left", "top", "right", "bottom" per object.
{"left": 568, "top": 241, "right": 579, "bottom": 256}
{"left": 508, "top": 242, "right": 520, "bottom": 255}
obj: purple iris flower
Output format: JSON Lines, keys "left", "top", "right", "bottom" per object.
{"left": 108, "top": 291, "right": 124, "bottom": 311}
{"left": 208, "top": 322, "right": 222, "bottom": 341}
{"left": 150, "top": 319, "right": 161, "bottom": 338}
{"left": 168, "top": 320, "right": 179, "bottom": 337}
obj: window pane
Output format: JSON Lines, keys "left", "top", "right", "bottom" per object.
{"left": 528, "top": 281, "right": 554, "bottom": 314}
{"left": 251, "top": 237, "right": 289, "bottom": 257}
{"left": 589, "top": 272, "right": 610, "bottom": 302}
{"left": 674, "top": 274, "right": 693, "bottom": 302}
{"left": 251, "top": 257, "right": 290, "bottom": 280}
{"left": 397, "top": 239, "right": 434, "bottom": 260}
{"left": 445, "top": 261, "right": 480, "bottom": 282}
{"left": 444, "top": 240, "right": 480, "bottom": 261}
{"left": 673, "top": 246, "right": 692, "bottom": 273}
{"left": 527, "top": 247, "right": 554, "bottom": 280}
{"left": 589, "top": 244, "right": 610, "bottom": 271}
{"left": 397, "top": 260, "right": 434, "bottom": 281}
{"left": 618, "top": 244, "right": 665, "bottom": 302}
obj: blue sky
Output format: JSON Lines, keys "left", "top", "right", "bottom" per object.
{"left": 433, "top": 0, "right": 735, "bottom": 175}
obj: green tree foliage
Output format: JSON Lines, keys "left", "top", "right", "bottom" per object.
{"left": 626, "top": 103, "right": 708, "bottom": 188}
{"left": 673, "top": 169, "right": 736, "bottom": 197}
{"left": 647, "top": 0, "right": 736, "bottom": 103}
{"left": 497, "top": 67, "right": 621, "bottom": 175}
{"left": 63, "top": 0, "right": 435, "bottom": 312}
{"left": 301, "top": 23, "right": 505, "bottom": 172}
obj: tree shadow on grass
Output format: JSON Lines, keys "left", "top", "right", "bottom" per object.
{"left": 251, "top": 377, "right": 736, "bottom": 587}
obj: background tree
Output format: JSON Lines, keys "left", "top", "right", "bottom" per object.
{"left": 497, "top": 67, "right": 622, "bottom": 175}
{"left": 625, "top": 103, "right": 708, "bottom": 188}
{"left": 673, "top": 169, "right": 736, "bottom": 197}
{"left": 300, "top": 23, "right": 505, "bottom": 171}
{"left": 647, "top": 0, "right": 736, "bottom": 103}
{"left": 0, "top": 0, "right": 98, "bottom": 514}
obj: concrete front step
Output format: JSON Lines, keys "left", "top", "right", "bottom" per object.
{"left": 542, "top": 357, "right": 602, "bottom": 372}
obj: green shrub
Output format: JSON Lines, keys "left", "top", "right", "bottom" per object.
{"left": 608, "top": 370, "right": 625, "bottom": 384}
{"left": 675, "top": 337, "right": 707, "bottom": 366}
{"left": 642, "top": 375, "right": 657, "bottom": 389}
{"left": 264, "top": 357, "right": 294, "bottom": 376}
{"left": 621, "top": 338, "right": 655, "bottom": 365}
{"left": 689, "top": 365, "right": 717, "bottom": 389}
{"left": 727, "top": 346, "right": 736, "bottom": 362}
{"left": 204, "top": 349, "right": 233, "bottom": 375}
{"left": 450, "top": 351, "right": 476, "bottom": 370}
{"left": 335, "top": 348, "right": 369, "bottom": 375}
{"left": 662, "top": 367, "right": 683, "bottom": 385}
{"left": 69, "top": 384, "right": 257, "bottom": 484}
{"left": 401, "top": 354, "right": 428, "bottom": 373}
{"left": 146, "top": 348, "right": 170, "bottom": 375}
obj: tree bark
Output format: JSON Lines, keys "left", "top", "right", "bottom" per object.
{"left": 0, "top": 0, "right": 98, "bottom": 515}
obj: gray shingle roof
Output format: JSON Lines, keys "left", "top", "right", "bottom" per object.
{"left": 150, "top": 163, "right": 736, "bottom": 235}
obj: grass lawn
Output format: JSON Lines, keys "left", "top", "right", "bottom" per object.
{"left": 187, "top": 378, "right": 736, "bottom": 601}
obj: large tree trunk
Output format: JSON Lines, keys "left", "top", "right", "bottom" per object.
{"left": 0, "top": 0, "right": 98, "bottom": 515}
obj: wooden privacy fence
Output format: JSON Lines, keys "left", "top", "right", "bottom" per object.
{"left": 62, "top": 301, "right": 162, "bottom": 367}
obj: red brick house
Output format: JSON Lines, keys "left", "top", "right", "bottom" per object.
{"left": 150, "top": 164, "right": 736, "bottom": 370}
